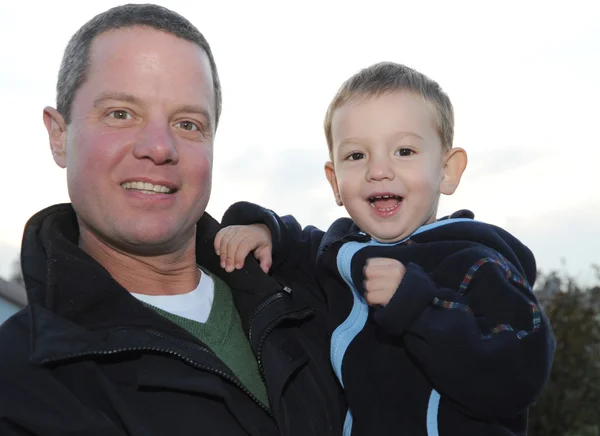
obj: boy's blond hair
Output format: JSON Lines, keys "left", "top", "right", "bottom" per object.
{"left": 324, "top": 62, "right": 454, "bottom": 157}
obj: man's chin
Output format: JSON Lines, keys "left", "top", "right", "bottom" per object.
{"left": 120, "top": 226, "right": 197, "bottom": 255}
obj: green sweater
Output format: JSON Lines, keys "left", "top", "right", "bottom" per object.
{"left": 147, "top": 271, "right": 270, "bottom": 409}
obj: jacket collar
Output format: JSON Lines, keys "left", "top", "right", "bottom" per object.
{"left": 21, "top": 203, "right": 290, "bottom": 361}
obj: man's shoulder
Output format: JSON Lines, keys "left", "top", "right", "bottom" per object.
{"left": 0, "top": 309, "right": 31, "bottom": 360}
{"left": 0, "top": 310, "right": 37, "bottom": 382}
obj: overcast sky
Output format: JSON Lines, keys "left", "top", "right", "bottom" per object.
{"left": 0, "top": 0, "right": 598, "bottom": 282}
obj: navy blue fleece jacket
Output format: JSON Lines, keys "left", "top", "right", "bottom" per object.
{"left": 222, "top": 202, "right": 555, "bottom": 436}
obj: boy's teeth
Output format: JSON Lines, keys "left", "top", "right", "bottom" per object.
{"left": 121, "top": 181, "right": 173, "bottom": 193}
{"left": 369, "top": 194, "right": 400, "bottom": 201}
{"left": 369, "top": 195, "right": 402, "bottom": 210}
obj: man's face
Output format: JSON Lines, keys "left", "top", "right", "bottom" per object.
{"left": 326, "top": 91, "right": 448, "bottom": 243}
{"left": 51, "top": 26, "right": 216, "bottom": 255}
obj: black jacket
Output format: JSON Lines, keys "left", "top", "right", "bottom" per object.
{"left": 222, "top": 202, "right": 556, "bottom": 436}
{"left": 0, "top": 204, "right": 344, "bottom": 436}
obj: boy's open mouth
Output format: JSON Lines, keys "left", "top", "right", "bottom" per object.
{"left": 368, "top": 194, "right": 403, "bottom": 211}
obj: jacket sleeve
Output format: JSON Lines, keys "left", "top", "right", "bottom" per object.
{"left": 0, "top": 323, "right": 127, "bottom": 436}
{"left": 0, "top": 421, "right": 35, "bottom": 436}
{"left": 221, "top": 201, "right": 324, "bottom": 277}
{"left": 371, "top": 247, "right": 555, "bottom": 420}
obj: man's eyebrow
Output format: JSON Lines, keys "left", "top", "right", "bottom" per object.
{"left": 176, "top": 105, "right": 212, "bottom": 120}
{"left": 176, "top": 104, "right": 214, "bottom": 131}
{"left": 93, "top": 92, "right": 141, "bottom": 108}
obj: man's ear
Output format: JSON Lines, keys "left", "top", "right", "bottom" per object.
{"left": 324, "top": 161, "right": 343, "bottom": 206}
{"left": 440, "top": 147, "right": 467, "bottom": 195}
{"left": 43, "top": 107, "right": 67, "bottom": 168}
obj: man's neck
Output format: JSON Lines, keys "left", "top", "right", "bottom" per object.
{"left": 79, "top": 228, "right": 201, "bottom": 296}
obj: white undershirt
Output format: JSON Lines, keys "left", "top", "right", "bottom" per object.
{"left": 130, "top": 270, "right": 215, "bottom": 323}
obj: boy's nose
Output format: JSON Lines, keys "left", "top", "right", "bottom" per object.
{"left": 367, "top": 157, "right": 394, "bottom": 181}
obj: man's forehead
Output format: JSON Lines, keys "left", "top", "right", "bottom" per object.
{"left": 84, "top": 28, "right": 214, "bottom": 96}
{"left": 89, "top": 25, "right": 207, "bottom": 62}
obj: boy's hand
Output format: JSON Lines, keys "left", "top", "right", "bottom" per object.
{"left": 214, "top": 224, "right": 273, "bottom": 273}
{"left": 363, "top": 258, "right": 406, "bottom": 307}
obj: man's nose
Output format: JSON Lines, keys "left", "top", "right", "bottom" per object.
{"left": 133, "top": 120, "right": 179, "bottom": 165}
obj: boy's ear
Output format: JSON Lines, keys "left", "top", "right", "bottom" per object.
{"left": 440, "top": 147, "right": 467, "bottom": 196}
{"left": 324, "top": 161, "right": 343, "bottom": 206}
{"left": 43, "top": 106, "right": 68, "bottom": 168}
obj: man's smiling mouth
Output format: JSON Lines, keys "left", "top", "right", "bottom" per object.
{"left": 121, "top": 181, "right": 175, "bottom": 194}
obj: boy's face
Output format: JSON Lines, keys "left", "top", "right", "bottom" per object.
{"left": 325, "top": 90, "right": 465, "bottom": 243}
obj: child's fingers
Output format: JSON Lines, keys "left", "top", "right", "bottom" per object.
{"left": 365, "top": 257, "right": 400, "bottom": 268}
{"left": 218, "top": 227, "right": 248, "bottom": 271}
{"left": 214, "top": 228, "right": 226, "bottom": 255}
{"left": 363, "top": 263, "right": 390, "bottom": 280}
{"left": 216, "top": 225, "right": 272, "bottom": 273}
{"left": 364, "top": 276, "right": 388, "bottom": 294}
{"left": 364, "top": 289, "right": 389, "bottom": 307}
{"left": 232, "top": 235, "right": 255, "bottom": 271}
{"left": 222, "top": 232, "right": 245, "bottom": 272}
{"left": 254, "top": 245, "right": 273, "bottom": 274}
{"left": 364, "top": 259, "right": 406, "bottom": 282}
{"left": 216, "top": 227, "right": 236, "bottom": 269}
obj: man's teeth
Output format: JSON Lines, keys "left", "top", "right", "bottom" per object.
{"left": 121, "top": 181, "right": 173, "bottom": 194}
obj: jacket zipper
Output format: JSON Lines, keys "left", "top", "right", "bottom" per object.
{"left": 248, "top": 292, "right": 314, "bottom": 380}
{"left": 41, "top": 329, "right": 274, "bottom": 417}
{"left": 321, "top": 230, "right": 370, "bottom": 254}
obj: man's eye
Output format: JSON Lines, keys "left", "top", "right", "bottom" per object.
{"left": 178, "top": 121, "right": 199, "bottom": 131}
{"left": 108, "top": 110, "right": 132, "bottom": 120}
{"left": 347, "top": 152, "right": 365, "bottom": 161}
{"left": 396, "top": 148, "right": 414, "bottom": 157}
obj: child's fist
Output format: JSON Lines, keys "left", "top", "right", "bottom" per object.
{"left": 363, "top": 258, "right": 406, "bottom": 307}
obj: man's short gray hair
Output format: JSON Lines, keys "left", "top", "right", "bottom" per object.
{"left": 57, "top": 3, "right": 222, "bottom": 128}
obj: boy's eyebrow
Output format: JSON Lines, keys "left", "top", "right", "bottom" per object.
{"left": 338, "top": 138, "right": 363, "bottom": 148}
{"left": 338, "top": 131, "right": 423, "bottom": 148}
{"left": 390, "top": 131, "right": 423, "bottom": 141}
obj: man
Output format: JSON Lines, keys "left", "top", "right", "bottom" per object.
{"left": 0, "top": 4, "right": 343, "bottom": 435}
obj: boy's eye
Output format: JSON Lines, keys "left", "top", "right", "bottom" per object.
{"left": 347, "top": 152, "right": 365, "bottom": 161}
{"left": 396, "top": 148, "right": 414, "bottom": 157}
{"left": 108, "top": 110, "right": 132, "bottom": 120}
{"left": 177, "top": 121, "right": 199, "bottom": 131}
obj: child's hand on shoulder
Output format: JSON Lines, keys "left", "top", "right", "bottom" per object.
{"left": 363, "top": 258, "right": 406, "bottom": 307}
{"left": 214, "top": 224, "right": 273, "bottom": 273}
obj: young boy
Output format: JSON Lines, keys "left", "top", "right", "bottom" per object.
{"left": 215, "top": 62, "right": 555, "bottom": 435}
